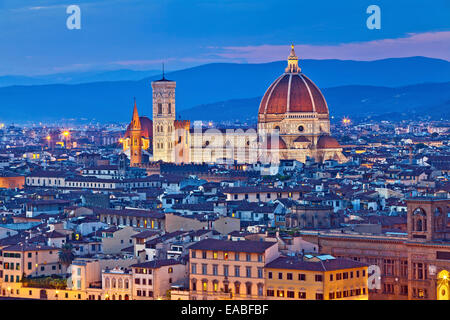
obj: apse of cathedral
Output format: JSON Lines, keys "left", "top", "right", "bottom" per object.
{"left": 122, "top": 46, "right": 347, "bottom": 166}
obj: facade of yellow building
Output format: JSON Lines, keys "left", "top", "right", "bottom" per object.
{"left": 265, "top": 255, "right": 368, "bottom": 300}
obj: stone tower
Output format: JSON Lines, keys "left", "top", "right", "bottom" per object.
{"left": 152, "top": 73, "right": 176, "bottom": 162}
{"left": 130, "top": 99, "right": 143, "bottom": 166}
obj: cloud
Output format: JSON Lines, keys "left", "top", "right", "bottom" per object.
{"left": 214, "top": 31, "right": 450, "bottom": 62}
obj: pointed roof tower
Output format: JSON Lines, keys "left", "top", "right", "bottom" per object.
{"left": 285, "top": 44, "right": 301, "bottom": 74}
{"left": 131, "top": 98, "right": 141, "bottom": 130}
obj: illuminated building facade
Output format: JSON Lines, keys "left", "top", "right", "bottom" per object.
{"left": 122, "top": 46, "right": 346, "bottom": 166}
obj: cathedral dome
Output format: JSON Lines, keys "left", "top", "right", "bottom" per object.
{"left": 125, "top": 116, "right": 153, "bottom": 139}
{"left": 316, "top": 135, "right": 340, "bottom": 149}
{"left": 258, "top": 46, "right": 329, "bottom": 116}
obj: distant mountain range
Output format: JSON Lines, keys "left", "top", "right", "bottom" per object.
{"left": 178, "top": 82, "right": 450, "bottom": 123}
{"left": 0, "top": 69, "right": 161, "bottom": 87}
{"left": 0, "top": 57, "right": 449, "bottom": 123}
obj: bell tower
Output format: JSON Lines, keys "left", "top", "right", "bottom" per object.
{"left": 130, "top": 99, "right": 143, "bottom": 166}
{"left": 152, "top": 69, "right": 176, "bottom": 162}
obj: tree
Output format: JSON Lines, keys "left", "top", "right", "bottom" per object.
{"left": 58, "top": 243, "right": 75, "bottom": 269}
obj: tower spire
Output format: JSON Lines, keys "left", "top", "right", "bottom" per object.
{"left": 131, "top": 98, "right": 141, "bottom": 130}
{"left": 285, "top": 44, "right": 300, "bottom": 74}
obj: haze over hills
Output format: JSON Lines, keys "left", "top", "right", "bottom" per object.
{"left": 0, "top": 69, "right": 161, "bottom": 87}
{"left": 178, "top": 82, "right": 450, "bottom": 123}
{"left": 0, "top": 57, "right": 449, "bottom": 123}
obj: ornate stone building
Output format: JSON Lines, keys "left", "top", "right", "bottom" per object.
{"left": 123, "top": 45, "right": 346, "bottom": 166}
{"left": 300, "top": 197, "right": 450, "bottom": 300}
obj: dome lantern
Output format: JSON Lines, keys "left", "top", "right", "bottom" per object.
{"left": 285, "top": 44, "right": 300, "bottom": 74}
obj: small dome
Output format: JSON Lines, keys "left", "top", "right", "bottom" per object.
{"left": 125, "top": 116, "right": 153, "bottom": 139}
{"left": 316, "top": 135, "right": 340, "bottom": 149}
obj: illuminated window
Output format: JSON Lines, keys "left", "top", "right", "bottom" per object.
{"left": 224, "top": 252, "right": 229, "bottom": 260}
{"left": 213, "top": 252, "right": 218, "bottom": 259}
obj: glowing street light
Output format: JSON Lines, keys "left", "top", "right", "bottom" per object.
{"left": 342, "top": 117, "right": 351, "bottom": 126}
{"left": 62, "top": 131, "right": 70, "bottom": 137}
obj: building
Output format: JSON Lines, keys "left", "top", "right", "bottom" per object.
{"left": 188, "top": 239, "right": 279, "bottom": 300}
{"left": 299, "top": 197, "right": 450, "bottom": 300}
{"left": 121, "top": 46, "right": 346, "bottom": 166}
{"left": 265, "top": 255, "right": 368, "bottom": 300}
{"left": 130, "top": 259, "right": 187, "bottom": 300}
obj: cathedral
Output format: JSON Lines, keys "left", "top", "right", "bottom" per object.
{"left": 122, "top": 45, "right": 346, "bottom": 166}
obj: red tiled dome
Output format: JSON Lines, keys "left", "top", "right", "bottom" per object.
{"left": 258, "top": 73, "right": 329, "bottom": 115}
{"left": 316, "top": 135, "right": 340, "bottom": 149}
{"left": 125, "top": 116, "right": 153, "bottom": 139}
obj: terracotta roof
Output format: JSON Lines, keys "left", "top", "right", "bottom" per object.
{"left": 316, "top": 135, "right": 341, "bottom": 149}
{"left": 130, "top": 259, "right": 182, "bottom": 269}
{"left": 189, "top": 239, "right": 276, "bottom": 253}
{"left": 258, "top": 73, "right": 328, "bottom": 116}
{"left": 124, "top": 116, "right": 153, "bottom": 139}
{"left": 265, "top": 256, "right": 368, "bottom": 271}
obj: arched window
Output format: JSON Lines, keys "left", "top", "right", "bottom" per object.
{"left": 413, "top": 208, "right": 427, "bottom": 232}
{"left": 112, "top": 278, "right": 116, "bottom": 289}
{"left": 105, "top": 278, "right": 110, "bottom": 289}
{"left": 118, "top": 279, "right": 123, "bottom": 289}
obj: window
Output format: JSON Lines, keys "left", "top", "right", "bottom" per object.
{"left": 213, "top": 265, "right": 218, "bottom": 276}
{"left": 316, "top": 293, "right": 324, "bottom": 300}
{"left": 257, "top": 268, "right": 263, "bottom": 279}
{"left": 298, "top": 292, "right": 306, "bottom": 299}
{"left": 330, "top": 274, "right": 333, "bottom": 281}
{"left": 287, "top": 273, "right": 293, "bottom": 280}
{"left": 191, "top": 264, "right": 197, "bottom": 274}
{"left": 266, "top": 290, "right": 274, "bottom": 297}
{"left": 224, "top": 265, "right": 229, "bottom": 277}
{"left": 202, "top": 251, "right": 207, "bottom": 259}
{"left": 246, "top": 267, "right": 252, "bottom": 278}
{"left": 213, "top": 252, "right": 218, "bottom": 260}
{"left": 383, "top": 283, "right": 394, "bottom": 294}
{"left": 202, "top": 264, "right": 207, "bottom": 275}
{"left": 224, "top": 252, "right": 229, "bottom": 260}
{"left": 287, "top": 291, "right": 295, "bottom": 298}
{"left": 258, "top": 255, "right": 263, "bottom": 262}
{"left": 235, "top": 253, "right": 240, "bottom": 261}
{"left": 329, "top": 292, "right": 335, "bottom": 300}
{"left": 278, "top": 272, "right": 283, "bottom": 280}
{"left": 343, "top": 272, "right": 348, "bottom": 279}
{"left": 277, "top": 290, "right": 284, "bottom": 298}
{"left": 234, "top": 266, "right": 240, "bottom": 277}
{"left": 315, "top": 274, "right": 323, "bottom": 282}
{"left": 298, "top": 273, "right": 306, "bottom": 281}
{"left": 383, "top": 259, "right": 395, "bottom": 276}
{"left": 400, "top": 285, "right": 408, "bottom": 296}
{"left": 400, "top": 260, "right": 408, "bottom": 277}
{"left": 246, "top": 254, "right": 251, "bottom": 262}
{"left": 268, "top": 272, "right": 272, "bottom": 279}
{"left": 191, "top": 251, "right": 196, "bottom": 258}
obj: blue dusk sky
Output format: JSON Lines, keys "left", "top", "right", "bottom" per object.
{"left": 0, "top": 0, "right": 449, "bottom": 75}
